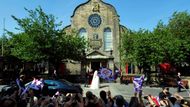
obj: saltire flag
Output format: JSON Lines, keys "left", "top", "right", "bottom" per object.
{"left": 133, "top": 75, "right": 144, "bottom": 92}
{"left": 21, "top": 78, "right": 44, "bottom": 96}
{"left": 98, "top": 68, "right": 112, "bottom": 81}
{"left": 16, "top": 78, "right": 25, "bottom": 91}
{"left": 98, "top": 68, "right": 120, "bottom": 81}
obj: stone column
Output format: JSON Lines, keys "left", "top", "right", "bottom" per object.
{"left": 108, "top": 59, "right": 114, "bottom": 73}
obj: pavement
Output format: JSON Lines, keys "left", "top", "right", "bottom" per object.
{"left": 81, "top": 82, "right": 190, "bottom": 102}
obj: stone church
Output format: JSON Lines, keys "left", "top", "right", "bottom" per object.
{"left": 64, "top": 0, "right": 127, "bottom": 75}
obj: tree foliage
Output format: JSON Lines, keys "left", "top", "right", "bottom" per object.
{"left": 0, "top": 35, "right": 11, "bottom": 56}
{"left": 8, "top": 7, "right": 86, "bottom": 65}
{"left": 122, "top": 29, "right": 162, "bottom": 66}
{"left": 168, "top": 11, "right": 190, "bottom": 39}
{"left": 122, "top": 11, "right": 190, "bottom": 69}
{"left": 168, "top": 11, "right": 190, "bottom": 64}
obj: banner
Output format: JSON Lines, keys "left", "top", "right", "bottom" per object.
{"left": 133, "top": 75, "right": 144, "bottom": 92}
{"left": 21, "top": 78, "right": 44, "bottom": 96}
{"left": 98, "top": 68, "right": 120, "bottom": 81}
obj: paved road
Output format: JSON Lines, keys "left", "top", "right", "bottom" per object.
{"left": 81, "top": 83, "right": 190, "bottom": 101}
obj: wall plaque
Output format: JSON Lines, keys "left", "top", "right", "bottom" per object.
{"left": 89, "top": 39, "right": 102, "bottom": 50}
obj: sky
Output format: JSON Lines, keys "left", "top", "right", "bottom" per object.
{"left": 0, "top": 0, "right": 190, "bottom": 36}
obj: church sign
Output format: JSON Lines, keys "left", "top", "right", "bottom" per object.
{"left": 89, "top": 39, "right": 102, "bottom": 50}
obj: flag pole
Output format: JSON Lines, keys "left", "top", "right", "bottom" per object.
{"left": 2, "top": 18, "right": 5, "bottom": 56}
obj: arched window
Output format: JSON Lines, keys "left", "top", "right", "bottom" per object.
{"left": 79, "top": 28, "right": 87, "bottom": 40}
{"left": 104, "top": 27, "right": 113, "bottom": 51}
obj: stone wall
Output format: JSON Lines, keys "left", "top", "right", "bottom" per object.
{"left": 64, "top": 0, "right": 126, "bottom": 74}
{"left": 71, "top": 0, "right": 120, "bottom": 64}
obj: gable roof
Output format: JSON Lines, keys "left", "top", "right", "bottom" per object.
{"left": 71, "top": 0, "right": 118, "bottom": 17}
{"left": 86, "top": 50, "right": 113, "bottom": 59}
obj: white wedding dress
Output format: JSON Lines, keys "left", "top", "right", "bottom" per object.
{"left": 90, "top": 70, "right": 100, "bottom": 89}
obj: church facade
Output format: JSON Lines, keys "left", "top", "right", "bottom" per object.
{"left": 64, "top": 0, "right": 127, "bottom": 75}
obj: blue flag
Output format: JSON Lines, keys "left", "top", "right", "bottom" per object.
{"left": 16, "top": 78, "right": 25, "bottom": 91}
{"left": 98, "top": 68, "right": 120, "bottom": 81}
{"left": 21, "top": 79, "right": 43, "bottom": 96}
{"left": 98, "top": 68, "right": 113, "bottom": 81}
{"left": 133, "top": 75, "right": 144, "bottom": 92}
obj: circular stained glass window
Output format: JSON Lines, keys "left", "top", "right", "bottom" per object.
{"left": 88, "top": 14, "right": 102, "bottom": 28}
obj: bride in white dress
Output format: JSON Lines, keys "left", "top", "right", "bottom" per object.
{"left": 90, "top": 70, "right": 100, "bottom": 89}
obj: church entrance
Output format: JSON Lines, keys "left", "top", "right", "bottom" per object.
{"left": 91, "top": 61, "right": 100, "bottom": 72}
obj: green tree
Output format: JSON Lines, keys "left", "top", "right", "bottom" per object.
{"left": 168, "top": 11, "right": 190, "bottom": 64}
{"left": 0, "top": 35, "right": 11, "bottom": 56}
{"left": 121, "top": 11, "right": 190, "bottom": 74}
{"left": 122, "top": 29, "right": 162, "bottom": 67}
{"left": 153, "top": 22, "right": 186, "bottom": 66}
{"left": 8, "top": 33, "right": 35, "bottom": 61}
{"left": 9, "top": 7, "right": 86, "bottom": 69}
{"left": 168, "top": 11, "right": 190, "bottom": 39}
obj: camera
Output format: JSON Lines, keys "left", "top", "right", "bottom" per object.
{"left": 144, "top": 96, "right": 148, "bottom": 100}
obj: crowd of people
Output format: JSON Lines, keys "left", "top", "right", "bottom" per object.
{"left": 0, "top": 83, "right": 190, "bottom": 107}
{"left": 0, "top": 75, "right": 190, "bottom": 107}
{"left": 0, "top": 71, "right": 190, "bottom": 107}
